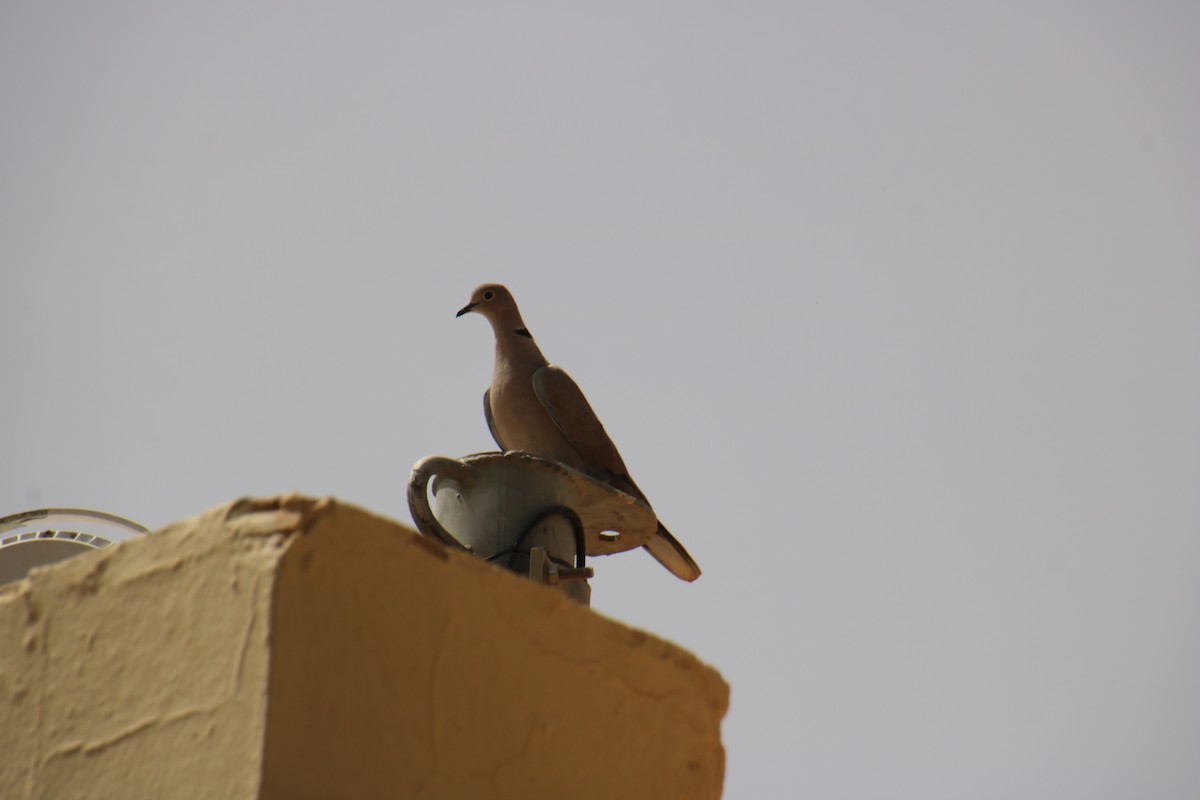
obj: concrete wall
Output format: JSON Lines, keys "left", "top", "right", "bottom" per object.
{"left": 1, "top": 496, "right": 728, "bottom": 799}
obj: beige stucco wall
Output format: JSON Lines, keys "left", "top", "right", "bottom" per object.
{"left": 0, "top": 498, "right": 282, "bottom": 798}
{"left": 0, "top": 496, "right": 728, "bottom": 799}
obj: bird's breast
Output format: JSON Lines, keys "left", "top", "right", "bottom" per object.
{"left": 489, "top": 378, "right": 585, "bottom": 470}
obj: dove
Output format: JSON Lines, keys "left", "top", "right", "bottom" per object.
{"left": 457, "top": 283, "right": 700, "bottom": 581}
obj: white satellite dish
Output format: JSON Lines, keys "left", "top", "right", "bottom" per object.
{"left": 0, "top": 508, "right": 148, "bottom": 586}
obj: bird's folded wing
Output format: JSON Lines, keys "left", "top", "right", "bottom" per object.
{"left": 532, "top": 365, "right": 629, "bottom": 478}
{"left": 483, "top": 388, "right": 507, "bottom": 450}
{"left": 535, "top": 365, "right": 702, "bottom": 582}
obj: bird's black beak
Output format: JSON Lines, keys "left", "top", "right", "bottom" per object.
{"left": 456, "top": 302, "right": 476, "bottom": 318}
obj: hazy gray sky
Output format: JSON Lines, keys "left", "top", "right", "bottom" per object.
{"left": 3, "top": 3, "right": 1198, "bottom": 797}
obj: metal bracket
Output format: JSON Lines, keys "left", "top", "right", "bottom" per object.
{"left": 528, "top": 546, "right": 594, "bottom": 586}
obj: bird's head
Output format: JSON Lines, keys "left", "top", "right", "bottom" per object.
{"left": 457, "top": 283, "right": 519, "bottom": 324}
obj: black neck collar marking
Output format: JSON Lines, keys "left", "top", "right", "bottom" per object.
{"left": 512, "top": 327, "right": 533, "bottom": 339}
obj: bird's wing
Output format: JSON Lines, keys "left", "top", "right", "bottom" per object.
{"left": 532, "top": 366, "right": 702, "bottom": 583}
{"left": 532, "top": 365, "right": 630, "bottom": 480}
{"left": 483, "top": 388, "right": 507, "bottom": 450}
{"left": 645, "top": 522, "right": 702, "bottom": 582}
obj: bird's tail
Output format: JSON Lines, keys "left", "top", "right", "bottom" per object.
{"left": 644, "top": 521, "right": 701, "bottom": 582}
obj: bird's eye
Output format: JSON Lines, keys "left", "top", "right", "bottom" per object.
{"left": 483, "top": 290, "right": 495, "bottom": 301}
